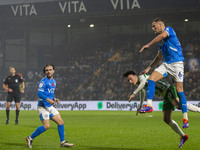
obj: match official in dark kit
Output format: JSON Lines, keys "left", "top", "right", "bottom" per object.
{"left": 3, "top": 66, "right": 25, "bottom": 125}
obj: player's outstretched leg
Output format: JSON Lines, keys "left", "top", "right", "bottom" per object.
{"left": 25, "top": 136, "right": 33, "bottom": 149}
{"left": 187, "top": 103, "right": 200, "bottom": 112}
{"left": 179, "top": 134, "right": 189, "bottom": 148}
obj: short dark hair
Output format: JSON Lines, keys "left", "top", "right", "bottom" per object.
{"left": 123, "top": 70, "right": 137, "bottom": 77}
{"left": 153, "top": 17, "right": 165, "bottom": 23}
{"left": 43, "top": 64, "right": 55, "bottom": 73}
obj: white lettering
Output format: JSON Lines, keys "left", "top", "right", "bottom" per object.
{"left": 131, "top": 0, "right": 140, "bottom": 9}
{"left": 110, "top": 0, "right": 140, "bottom": 10}
{"left": 110, "top": 0, "right": 119, "bottom": 10}
{"left": 127, "top": 0, "right": 130, "bottom": 9}
{"left": 79, "top": 1, "right": 87, "bottom": 12}
{"left": 68, "top": 1, "right": 71, "bottom": 13}
{"left": 72, "top": 1, "right": 79, "bottom": 13}
{"left": 58, "top": 2, "right": 67, "bottom": 13}
{"left": 29, "top": 5, "right": 37, "bottom": 15}
{"left": 11, "top": 5, "right": 18, "bottom": 16}
{"left": 120, "top": 0, "right": 123, "bottom": 10}
{"left": 20, "top": 5, "right": 22, "bottom": 16}
{"left": 23, "top": 4, "right": 30, "bottom": 16}
{"left": 59, "top": 1, "right": 87, "bottom": 14}
{"left": 11, "top": 4, "right": 37, "bottom": 16}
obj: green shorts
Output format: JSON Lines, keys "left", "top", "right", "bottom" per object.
{"left": 162, "top": 85, "right": 177, "bottom": 111}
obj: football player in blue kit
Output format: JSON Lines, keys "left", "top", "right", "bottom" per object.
{"left": 25, "top": 64, "right": 73, "bottom": 148}
{"left": 139, "top": 17, "right": 189, "bottom": 128}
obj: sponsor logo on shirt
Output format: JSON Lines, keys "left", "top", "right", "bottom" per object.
{"left": 48, "top": 88, "right": 55, "bottom": 93}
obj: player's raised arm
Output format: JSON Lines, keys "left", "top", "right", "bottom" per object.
{"left": 139, "top": 31, "right": 168, "bottom": 53}
{"left": 139, "top": 17, "right": 169, "bottom": 53}
{"left": 139, "top": 32, "right": 168, "bottom": 53}
{"left": 139, "top": 44, "right": 150, "bottom": 53}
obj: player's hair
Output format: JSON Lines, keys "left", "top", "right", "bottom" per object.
{"left": 43, "top": 64, "right": 55, "bottom": 73}
{"left": 153, "top": 17, "right": 165, "bottom": 24}
{"left": 123, "top": 70, "right": 137, "bottom": 77}
{"left": 9, "top": 66, "right": 15, "bottom": 70}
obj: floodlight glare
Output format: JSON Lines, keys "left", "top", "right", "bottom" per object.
{"left": 90, "top": 24, "right": 94, "bottom": 28}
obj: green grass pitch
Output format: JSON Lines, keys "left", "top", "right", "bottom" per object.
{"left": 0, "top": 110, "right": 199, "bottom": 150}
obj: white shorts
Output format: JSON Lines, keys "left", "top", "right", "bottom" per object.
{"left": 155, "top": 61, "right": 184, "bottom": 82}
{"left": 37, "top": 106, "right": 59, "bottom": 121}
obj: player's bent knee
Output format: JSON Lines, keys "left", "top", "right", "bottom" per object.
{"left": 61, "top": 120, "right": 64, "bottom": 124}
{"left": 176, "top": 88, "right": 183, "bottom": 93}
{"left": 58, "top": 120, "right": 64, "bottom": 125}
{"left": 44, "top": 126, "right": 50, "bottom": 130}
{"left": 148, "top": 76, "right": 155, "bottom": 81}
{"left": 148, "top": 71, "right": 164, "bottom": 82}
{"left": 44, "top": 124, "right": 50, "bottom": 130}
{"left": 175, "top": 83, "right": 184, "bottom": 92}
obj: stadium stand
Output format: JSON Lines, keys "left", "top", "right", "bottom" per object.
{"left": 20, "top": 33, "right": 200, "bottom": 101}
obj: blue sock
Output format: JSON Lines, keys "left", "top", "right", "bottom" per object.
{"left": 178, "top": 92, "right": 187, "bottom": 113}
{"left": 30, "top": 126, "right": 46, "bottom": 139}
{"left": 147, "top": 80, "right": 155, "bottom": 100}
{"left": 58, "top": 124, "right": 65, "bottom": 142}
